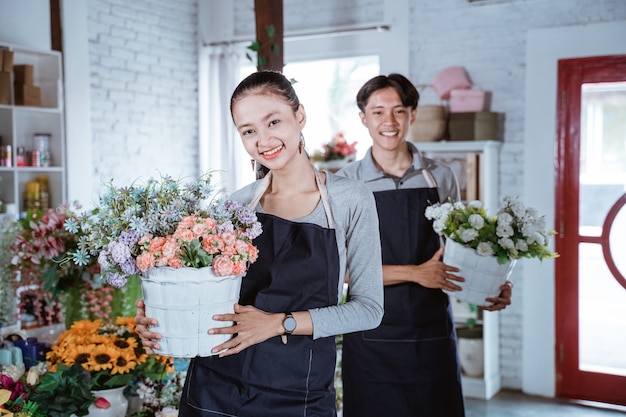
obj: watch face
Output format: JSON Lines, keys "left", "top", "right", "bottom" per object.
{"left": 284, "top": 316, "right": 297, "bottom": 333}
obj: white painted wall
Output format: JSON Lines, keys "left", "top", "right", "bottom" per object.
{"left": 523, "top": 20, "right": 626, "bottom": 397}
{"left": 0, "top": 0, "right": 50, "bottom": 50}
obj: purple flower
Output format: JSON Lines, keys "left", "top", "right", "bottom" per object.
{"left": 107, "top": 272, "right": 127, "bottom": 288}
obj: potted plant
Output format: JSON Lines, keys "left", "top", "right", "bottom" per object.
{"left": 311, "top": 132, "right": 358, "bottom": 173}
{"left": 455, "top": 303, "right": 484, "bottom": 378}
{"left": 425, "top": 196, "right": 559, "bottom": 305}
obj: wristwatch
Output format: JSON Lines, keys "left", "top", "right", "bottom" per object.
{"left": 281, "top": 312, "right": 297, "bottom": 344}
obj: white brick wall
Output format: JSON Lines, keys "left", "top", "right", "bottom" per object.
{"left": 87, "top": 0, "right": 198, "bottom": 189}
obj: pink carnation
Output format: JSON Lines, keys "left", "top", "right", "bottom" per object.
{"left": 136, "top": 252, "right": 155, "bottom": 272}
{"left": 212, "top": 255, "right": 235, "bottom": 276}
{"left": 202, "top": 235, "right": 224, "bottom": 255}
{"left": 178, "top": 215, "right": 196, "bottom": 229}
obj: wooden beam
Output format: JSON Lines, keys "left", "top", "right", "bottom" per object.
{"left": 254, "top": 0, "right": 283, "bottom": 71}
{"left": 50, "top": 0, "right": 62, "bottom": 52}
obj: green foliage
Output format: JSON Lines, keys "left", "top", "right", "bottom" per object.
{"left": 29, "top": 363, "right": 94, "bottom": 417}
{"left": 246, "top": 24, "right": 280, "bottom": 70}
{"left": 179, "top": 239, "right": 213, "bottom": 268}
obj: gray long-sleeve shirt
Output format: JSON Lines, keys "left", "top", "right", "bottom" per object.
{"left": 229, "top": 172, "right": 384, "bottom": 339}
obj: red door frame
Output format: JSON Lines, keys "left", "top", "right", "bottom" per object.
{"left": 555, "top": 55, "right": 626, "bottom": 406}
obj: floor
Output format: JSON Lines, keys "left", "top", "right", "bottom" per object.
{"left": 464, "top": 390, "right": 626, "bottom": 416}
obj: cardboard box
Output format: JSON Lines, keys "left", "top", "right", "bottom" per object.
{"left": 14, "top": 64, "right": 34, "bottom": 85}
{"left": 0, "top": 72, "right": 10, "bottom": 104}
{"left": 448, "top": 112, "right": 500, "bottom": 140}
{"left": 14, "top": 84, "right": 41, "bottom": 106}
{"left": 1, "top": 49, "right": 14, "bottom": 72}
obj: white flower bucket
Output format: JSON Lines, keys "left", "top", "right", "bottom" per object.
{"left": 442, "top": 239, "right": 516, "bottom": 306}
{"left": 140, "top": 266, "right": 243, "bottom": 358}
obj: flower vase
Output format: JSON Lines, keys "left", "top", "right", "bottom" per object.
{"left": 87, "top": 386, "right": 128, "bottom": 417}
{"left": 456, "top": 326, "right": 484, "bottom": 378}
{"left": 442, "top": 239, "right": 516, "bottom": 306}
{"left": 140, "top": 266, "right": 243, "bottom": 357}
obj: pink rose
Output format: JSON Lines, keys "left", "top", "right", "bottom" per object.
{"left": 178, "top": 216, "right": 196, "bottom": 229}
{"left": 148, "top": 236, "right": 167, "bottom": 252}
{"left": 202, "top": 235, "right": 224, "bottom": 255}
{"left": 203, "top": 218, "right": 217, "bottom": 231}
{"left": 168, "top": 257, "right": 183, "bottom": 269}
{"left": 173, "top": 228, "right": 195, "bottom": 242}
{"left": 232, "top": 260, "right": 247, "bottom": 275}
{"left": 221, "top": 232, "right": 237, "bottom": 246}
{"left": 136, "top": 252, "right": 155, "bottom": 272}
{"left": 212, "top": 255, "right": 235, "bottom": 276}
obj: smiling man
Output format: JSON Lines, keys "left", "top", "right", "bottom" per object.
{"left": 336, "top": 73, "right": 513, "bottom": 417}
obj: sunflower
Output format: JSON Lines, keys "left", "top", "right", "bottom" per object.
{"left": 46, "top": 317, "right": 175, "bottom": 390}
{"left": 89, "top": 344, "right": 116, "bottom": 372}
{"left": 110, "top": 349, "right": 138, "bottom": 375}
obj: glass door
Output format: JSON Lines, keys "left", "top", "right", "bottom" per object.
{"left": 555, "top": 54, "right": 626, "bottom": 406}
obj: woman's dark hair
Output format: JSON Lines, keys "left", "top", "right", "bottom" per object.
{"left": 230, "top": 70, "right": 300, "bottom": 116}
{"left": 356, "top": 73, "right": 419, "bottom": 112}
{"left": 231, "top": 71, "right": 300, "bottom": 179}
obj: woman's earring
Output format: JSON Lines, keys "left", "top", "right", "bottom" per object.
{"left": 299, "top": 134, "right": 305, "bottom": 154}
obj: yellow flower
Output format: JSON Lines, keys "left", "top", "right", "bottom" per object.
{"left": 110, "top": 350, "right": 138, "bottom": 375}
{"left": 89, "top": 344, "right": 116, "bottom": 372}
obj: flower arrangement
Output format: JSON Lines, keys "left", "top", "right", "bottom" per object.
{"left": 0, "top": 318, "right": 179, "bottom": 417}
{"left": 45, "top": 317, "right": 174, "bottom": 391}
{"left": 311, "top": 132, "right": 358, "bottom": 163}
{"left": 130, "top": 365, "right": 185, "bottom": 417}
{"left": 7, "top": 203, "right": 140, "bottom": 328}
{"left": 67, "top": 173, "right": 262, "bottom": 288}
{"left": 7, "top": 203, "right": 104, "bottom": 327}
{"left": 425, "top": 196, "right": 559, "bottom": 265}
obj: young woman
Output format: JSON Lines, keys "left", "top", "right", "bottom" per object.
{"left": 336, "top": 73, "right": 513, "bottom": 417}
{"left": 134, "top": 71, "right": 384, "bottom": 417}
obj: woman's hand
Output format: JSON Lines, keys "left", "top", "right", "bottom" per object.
{"left": 402, "top": 247, "right": 465, "bottom": 291}
{"left": 209, "top": 303, "right": 284, "bottom": 357}
{"left": 480, "top": 281, "right": 513, "bottom": 311}
{"left": 134, "top": 299, "right": 162, "bottom": 354}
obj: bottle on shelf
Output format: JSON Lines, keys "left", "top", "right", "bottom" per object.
{"left": 36, "top": 176, "right": 49, "bottom": 211}
{"left": 24, "top": 180, "right": 41, "bottom": 212}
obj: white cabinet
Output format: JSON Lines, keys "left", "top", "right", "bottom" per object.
{"left": 0, "top": 43, "right": 65, "bottom": 216}
{"left": 412, "top": 139, "right": 502, "bottom": 400}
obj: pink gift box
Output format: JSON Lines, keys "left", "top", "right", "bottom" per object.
{"left": 449, "top": 89, "right": 487, "bottom": 113}
{"left": 432, "top": 66, "right": 472, "bottom": 100}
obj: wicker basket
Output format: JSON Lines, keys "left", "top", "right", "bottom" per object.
{"left": 409, "top": 104, "right": 447, "bottom": 142}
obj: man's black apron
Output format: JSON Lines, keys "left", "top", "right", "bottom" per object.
{"left": 179, "top": 170, "right": 340, "bottom": 417}
{"left": 342, "top": 169, "right": 464, "bottom": 417}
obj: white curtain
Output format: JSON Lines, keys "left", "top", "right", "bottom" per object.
{"left": 200, "top": 43, "right": 249, "bottom": 196}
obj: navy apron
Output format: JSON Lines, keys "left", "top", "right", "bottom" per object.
{"left": 179, "top": 170, "right": 340, "bottom": 417}
{"left": 342, "top": 168, "right": 464, "bottom": 417}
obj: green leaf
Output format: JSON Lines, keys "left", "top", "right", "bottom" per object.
{"left": 265, "top": 24, "right": 275, "bottom": 38}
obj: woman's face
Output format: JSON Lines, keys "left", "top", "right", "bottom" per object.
{"left": 359, "top": 87, "right": 416, "bottom": 152}
{"left": 232, "top": 92, "right": 306, "bottom": 171}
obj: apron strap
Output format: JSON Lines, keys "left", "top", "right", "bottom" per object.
{"left": 247, "top": 167, "right": 335, "bottom": 229}
{"left": 417, "top": 151, "right": 438, "bottom": 189}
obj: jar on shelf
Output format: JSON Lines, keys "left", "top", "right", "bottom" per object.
{"left": 16, "top": 146, "right": 27, "bottom": 166}
{"left": 0, "top": 144, "right": 11, "bottom": 167}
{"left": 32, "top": 133, "right": 51, "bottom": 167}
{"left": 24, "top": 180, "right": 41, "bottom": 211}
{"left": 36, "top": 176, "right": 50, "bottom": 211}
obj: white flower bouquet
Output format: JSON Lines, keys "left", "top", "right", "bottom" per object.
{"left": 425, "top": 196, "right": 558, "bottom": 304}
